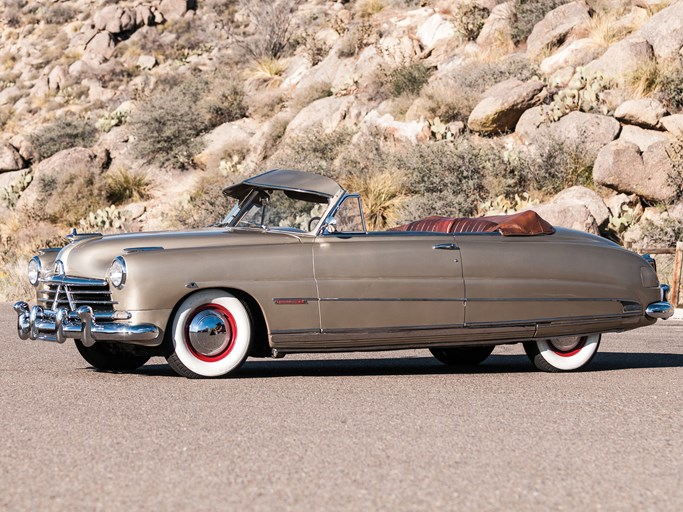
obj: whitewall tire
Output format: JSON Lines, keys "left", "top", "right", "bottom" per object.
{"left": 166, "top": 290, "right": 251, "bottom": 378}
{"left": 523, "top": 335, "right": 600, "bottom": 372}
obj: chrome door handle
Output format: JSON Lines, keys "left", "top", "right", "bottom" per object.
{"left": 433, "top": 243, "right": 458, "bottom": 250}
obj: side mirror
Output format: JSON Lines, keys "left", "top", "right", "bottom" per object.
{"left": 322, "top": 218, "right": 337, "bottom": 234}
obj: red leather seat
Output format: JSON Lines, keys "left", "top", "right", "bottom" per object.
{"left": 390, "top": 211, "right": 554, "bottom": 236}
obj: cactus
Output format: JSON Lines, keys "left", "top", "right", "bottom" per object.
{"left": 79, "top": 205, "right": 127, "bottom": 231}
{"left": 96, "top": 109, "right": 128, "bottom": 132}
{"left": 606, "top": 203, "right": 641, "bottom": 243}
{"left": 0, "top": 169, "right": 33, "bottom": 209}
{"left": 429, "top": 117, "right": 455, "bottom": 142}
{"left": 542, "top": 67, "right": 609, "bottom": 123}
{"left": 219, "top": 154, "right": 246, "bottom": 177}
{"left": 479, "top": 192, "right": 538, "bottom": 216}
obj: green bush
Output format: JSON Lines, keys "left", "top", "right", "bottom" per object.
{"left": 454, "top": 3, "right": 490, "bottom": 41}
{"left": 511, "top": 0, "right": 570, "bottom": 45}
{"left": 29, "top": 118, "right": 98, "bottom": 162}
{"left": 389, "top": 63, "right": 432, "bottom": 97}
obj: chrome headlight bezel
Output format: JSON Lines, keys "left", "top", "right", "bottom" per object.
{"left": 27, "top": 256, "right": 41, "bottom": 287}
{"left": 108, "top": 256, "right": 127, "bottom": 289}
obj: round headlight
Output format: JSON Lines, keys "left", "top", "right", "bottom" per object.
{"left": 28, "top": 257, "right": 41, "bottom": 286}
{"left": 108, "top": 256, "right": 127, "bottom": 289}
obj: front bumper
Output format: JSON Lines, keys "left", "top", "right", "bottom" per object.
{"left": 13, "top": 301, "right": 160, "bottom": 347}
{"left": 644, "top": 284, "right": 674, "bottom": 320}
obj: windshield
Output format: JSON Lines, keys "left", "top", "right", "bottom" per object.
{"left": 225, "top": 189, "right": 329, "bottom": 232}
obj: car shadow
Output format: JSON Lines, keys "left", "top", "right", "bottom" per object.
{"left": 120, "top": 351, "right": 683, "bottom": 379}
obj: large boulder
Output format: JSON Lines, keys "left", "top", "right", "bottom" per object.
{"left": 619, "top": 125, "right": 672, "bottom": 152}
{"left": 159, "top": 0, "right": 192, "bottom": 20}
{"left": 529, "top": 202, "right": 599, "bottom": 235}
{"left": 552, "top": 185, "right": 609, "bottom": 226}
{"left": 0, "top": 142, "right": 26, "bottom": 173}
{"left": 93, "top": 5, "right": 137, "bottom": 34}
{"left": 516, "top": 108, "right": 621, "bottom": 159}
{"left": 476, "top": 1, "right": 514, "bottom": 48}
{"left": 195, "top": 120, "right": 258, "bottom": 173}
{"left": 636, "top": 0, "right": 683, "bottom": 59}
{"left": 539, "top": 39, "right": 604, "bottom": 76}
{"left": 584, "top": 37, "right": 654, "bottom": 83}
{"left": 526, "top": 1, "right": 591, "bottom": 58}
{"left": 593, "top": 140, "right": 676, "bottom": 202}
{"left": 84, "top": 31, "right": 116, "bottom": 63}
{"left": 416, "top": 13, "right": 455, "bottom": 50}
{"left": 467, "top": 79, "right": 545, "bottom": 134}
{"left": 660, "top": 114, "right": 683, "bottom": 137}
{"left": 285, "top": 95, "right": 357, "bottom": 137}
{"left": 360, "top": 111, "right": 430, "bottom": 145}
{"left": 614, "top": 98, "right": 667, "bottom": 129}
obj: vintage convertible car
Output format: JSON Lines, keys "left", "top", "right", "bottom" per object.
{"left": 13, "top": 169, "right": 673, "bottom": 377}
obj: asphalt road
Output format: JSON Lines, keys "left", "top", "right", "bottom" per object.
{"left": 0, "top": 303, "right": 681, "bottom": 511}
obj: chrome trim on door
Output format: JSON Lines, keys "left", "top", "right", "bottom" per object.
{"left": 433, "top": 243, "right": 459, "bottom": 250}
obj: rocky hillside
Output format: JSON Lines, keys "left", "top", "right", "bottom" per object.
{"left": 1, "top": 0, "right": 683, "bottom": 299}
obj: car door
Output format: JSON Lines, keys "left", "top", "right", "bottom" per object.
{"left": 312, "top": 197, "right": 465, "bottom": 345}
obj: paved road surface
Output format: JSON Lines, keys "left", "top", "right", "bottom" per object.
{"left": 1, "top": 303, "right": 681, "bottom": 511}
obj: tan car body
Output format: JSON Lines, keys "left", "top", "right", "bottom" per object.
{"left": 17, "top": 170, "right": 668, "bottom": 363}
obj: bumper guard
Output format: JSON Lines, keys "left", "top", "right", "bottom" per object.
{"left": 644, "top": 284, "right": 674, "bottom": 320}
{"left": 13, "top": 301, "right": 160, "bottom": 347}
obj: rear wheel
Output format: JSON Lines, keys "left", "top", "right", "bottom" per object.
{"left": 75, "top": 340, "right": 150, "bottom": 372}
{"left": 523, "top": 335, "right": 600, "bottom": 372}
{"left": 429, "top": 345, "right": 494, "bottom": 366}
{"left": 166, "top": 290, "right": 251, "bottom": 378}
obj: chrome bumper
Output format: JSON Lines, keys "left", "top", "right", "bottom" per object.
{"left": 645, "top": 284, "right": 674, "bottom": 320}
{"left": 13, "top": 301, "right": 160, "bottom": 347}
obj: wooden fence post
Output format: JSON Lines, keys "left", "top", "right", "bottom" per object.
{"left": 672, "top": 241, "right": 683, "bottom": 308}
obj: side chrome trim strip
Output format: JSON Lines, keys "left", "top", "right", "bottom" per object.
{"left": 123, "top": 247, "right": 164, "bottom": 254}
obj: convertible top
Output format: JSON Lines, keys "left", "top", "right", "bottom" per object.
{"left": 223, "top": 169, "right": 343, "bottom": 201}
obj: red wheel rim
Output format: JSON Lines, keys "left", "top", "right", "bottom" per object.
{"left": 548, "top": 336, "right": 587, "bottom": 357}
{"left": 183, "top": 304, "right": 237, "bottom": 362}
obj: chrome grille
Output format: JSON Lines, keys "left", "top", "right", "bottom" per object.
{"left": 37, "top": 279, "right": 116, "bottom": 312}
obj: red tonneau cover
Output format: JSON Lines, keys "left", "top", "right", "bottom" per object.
{"left": 391, "top": 210, "right": 555, "bottom": 236}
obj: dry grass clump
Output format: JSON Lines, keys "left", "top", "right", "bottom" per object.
{"left": 28, "top": 117, "right": 98, "bottom": 162}
{"left": 228, "top": 0, "right": 300, "bottom": 59}
{"left": 343, "top": 171, "right": 406, "bottom": 230}
{"left": 247, "top": 57, "right": 288, "bottom": 89}
{"left": 290, "top": 81, "right": 332, "bottom": 111}
{"left": 105, "top": 169, "right": 150, "bottom": 204}
{"left": 627, "top": 58, "right": 683, "bottom": 111}
{"left": 337, "top": 21, "right": 376, "bottom": 58}
{"left": 356, "top": 0, "right": 386, "bottom": 18}
{"left": 584, "top": 10, "right": 634, "bottom": 47}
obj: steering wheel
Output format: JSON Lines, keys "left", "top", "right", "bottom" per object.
{"left": 308, "top": 216, "right": 321, "bottom": 232}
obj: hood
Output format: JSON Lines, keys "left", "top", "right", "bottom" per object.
{"left": 57, "top": 228, "right": 302, "bottom": 279}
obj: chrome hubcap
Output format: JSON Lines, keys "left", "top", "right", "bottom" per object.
{"left": 187, "top": 310, "right": 231, "bottom": 357}
{"left": 549, "top": 336, "right": 582, "bottom": 352}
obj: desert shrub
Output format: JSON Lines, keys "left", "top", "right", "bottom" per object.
{"left": 105, "top": 169, "right": 150, "bottom": 204}
{"left": 42, "top": 4, "right": 77, "bottom": 25}
{"left": 395, "top": 140, "right": 493, "bottom": 220}
{"left": 247, "top": 57, "right": 287, "bottom": 89}
{"left": 511, "top": 137, "right": 594, "bottom": 194}
{"left": 291, "top": 31, "right": 329, "bottom": 66}
{"left": 32, "top": 168, "right": 109, "bottom": 226}
{"left": 666, "top": 140, "right": 683, "bottom": 201}
{"left": 627, "top": 58, "right": 683, "bottom": 112}
{"left": 454, "top": 3, "right": 490, "bottom": 41}
{"left": 130, "top": 73, "right": 246, "bottom": 168}
{"left": 389, "top": 62, "right": 432, "bottom": 97}
{"left": 657, "top": 59, "right": 683, "bottom": 112}
{"left": 357, "top": 0, "right": 385, "bottom": 18}
{"left": 199, "top": 78, "right": 247, "bottom": 126}
{"left": 268, "top": 129, "right": 354, "bottom": 179}
{"left": 511, "top": 0, "right": 570, "bottom": 45}
{"left": 28, "top": 118, "right": 97, "bottom": 162}
{"left": 247, "top": 89, "right": 287, "bottom": 120}
{"left": 640, "top": 217, "right": 683, "bottom": 247}
{"left": 170, "top": 172, "right": 231, "bottom": 228}
{"left": 229, "top": 0, "right": 301, "bottom": 59}
{"left": 343, "top": 171, "right": 406, "bottom": 230}
{"left": 337, "top": 22, "right": 375, "bottom": 58}
{"left": 291, "top": 81, "right": 332, "bottom": 111}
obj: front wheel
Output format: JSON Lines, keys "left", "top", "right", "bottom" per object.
{"left": 75, "top": 340, "right": 150, "bottom": 372}
{"left": 523, "top": 335, "right": 600, "bottom": 372}
{"left": 166, "top": 290, "right": 252, "bottom": 378}
{"left": 429, "top": 345, "right": 494, "bottom": 366}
